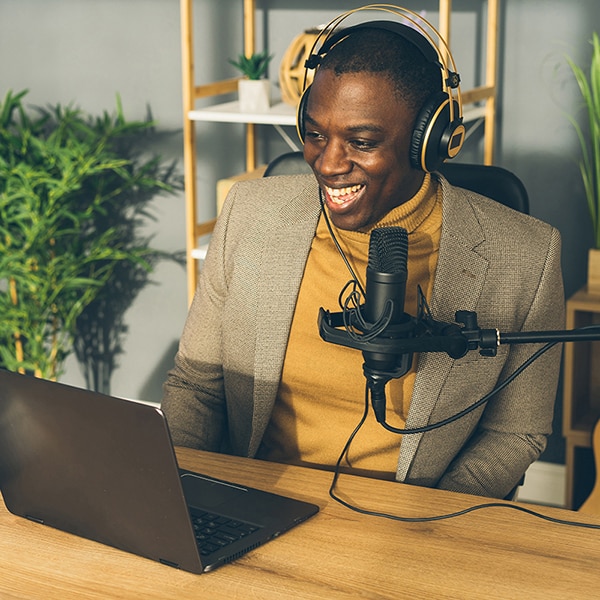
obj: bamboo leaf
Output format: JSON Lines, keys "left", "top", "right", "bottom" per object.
{"left": 566, "top": 33, "right": 600, "bottom": 248}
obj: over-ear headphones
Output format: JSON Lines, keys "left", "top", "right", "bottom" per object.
{"left": 296, "top": 4, "right": 465, "bottom": 173}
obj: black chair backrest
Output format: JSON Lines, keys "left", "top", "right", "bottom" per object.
{"left": 263, "top": 151, "right": 313, "bottom": 177}
{"left": 437, "top": 162, "right": 529, "bottom": 214}
{"left": 263, "top": 152, "right": 529, "bottom": 215}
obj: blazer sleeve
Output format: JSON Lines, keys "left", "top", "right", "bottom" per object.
{"left": 160, "top": 186, "right": 237, "bottom": 451}
{"left": 161, "top": 173, "right": 320, "bottom": 454}
{"left": 435, "top": 225, "right": 565, "bottom": 499}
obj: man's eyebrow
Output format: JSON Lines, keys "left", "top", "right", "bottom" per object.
{"left": 346, "top": 123, "right": 385, "bottom": 134}
{"left": 304, "top": 112, "right": 384, "bottom": 134}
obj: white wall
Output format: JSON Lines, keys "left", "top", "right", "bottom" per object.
{"left": 501, "top": 0, "right": 597, "bottom": 295}
{"left": 1, "top": 1, "right": 598, "bottom": 464}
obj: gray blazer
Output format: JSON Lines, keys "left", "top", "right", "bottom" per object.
{"left": 162, "top": 173, "right": 565, "bottom": 499}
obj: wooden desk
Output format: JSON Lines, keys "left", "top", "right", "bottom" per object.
{"left": 1, "top": 447, "right": 600, "bottom": 599}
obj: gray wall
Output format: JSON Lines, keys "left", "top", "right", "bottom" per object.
{"left": 2, "top": 0, "right": 598, "bottom": 462}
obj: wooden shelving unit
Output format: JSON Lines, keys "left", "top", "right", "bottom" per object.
{"left": 180, "top": 0, "right": 500, "bottom": 303}
{"left": 562, "top": 287, "right": 600, "bottom": 509}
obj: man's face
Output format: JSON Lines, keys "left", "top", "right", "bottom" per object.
{"left": 303, "top": 69, "right": 425, "bottom": 231}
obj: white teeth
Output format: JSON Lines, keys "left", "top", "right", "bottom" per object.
{"left": 325, "top": 184, "right": 363, "bottom": 199}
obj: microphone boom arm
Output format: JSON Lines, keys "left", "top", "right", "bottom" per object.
{"left": 318, "top": 307, "right": 600, "bottom": 361}
{"left": 318, "top": 304, "right": 600, "bottom": 433}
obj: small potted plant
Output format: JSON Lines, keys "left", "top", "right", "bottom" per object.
{"left": 228, "top": 49, "right": 274, "bottom": 112}
{"left": 566, "top": 33, "right": 600, "bottom": 291}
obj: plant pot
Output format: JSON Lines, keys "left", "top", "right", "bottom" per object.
{"left": 588, "top": 248, "right": 600, "bottom": 293}
{"left": 238, "top": 79, "right": 271, "bottom": 113}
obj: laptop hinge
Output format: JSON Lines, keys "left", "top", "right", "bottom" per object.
{"left": 159, "top": 558, "right": 180, "bottom": 569}
{"left": 25, "top": 514, "right": 44, "bottom": 525}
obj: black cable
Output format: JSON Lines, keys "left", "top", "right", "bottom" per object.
{"left": 374, "top": 324, "right": 600, "bottom": 434}
{"left": 328, "top": 385, "right": 371, "bottom": 492}
{"left": 329, "top": 385, "right": 600, "bottom": 530}
{"left": 320, "top": 189, "right": 366, "bottom": 298}
{"left": 376, "top": 340, "right": 557, "bottom": 435}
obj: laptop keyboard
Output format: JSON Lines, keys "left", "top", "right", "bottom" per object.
{"left": 191, "top": 510, "right": 261, "bottom": 556}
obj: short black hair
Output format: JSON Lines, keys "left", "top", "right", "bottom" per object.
{"left": 318, "top": 25, "right": 442, "bottom": 115}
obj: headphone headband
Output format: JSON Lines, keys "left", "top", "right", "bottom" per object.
{"left": 303, "top": 4, "right": 463, "bottom": 124}
{"left": 297, "top": 4, "right": 465, "bottom": 172}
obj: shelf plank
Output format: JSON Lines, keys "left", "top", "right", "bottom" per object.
{"left": 189, "top": 100, "right": 488, "bottom": 127}
{"left": 189, "top": 101, "right": 296, "bottom": 125}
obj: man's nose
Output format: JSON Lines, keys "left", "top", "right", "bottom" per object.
{"left": 315, "top": 140, "right": 352, "bottom": 176}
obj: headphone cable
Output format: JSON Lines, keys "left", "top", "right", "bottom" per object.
{"left": 319, "top": 188, "right": 366, "bottom": 298}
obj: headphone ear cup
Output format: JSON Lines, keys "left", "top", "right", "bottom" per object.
{"left": 296, "top": 85, "right": 311, "bottom": 144}
{"left": 409, "top": 91, "right": 449, "bottom": 172}
{"left": 410, "top": 92, "right": 465, "bottom": 172}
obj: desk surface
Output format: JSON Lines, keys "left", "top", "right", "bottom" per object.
{"left": 1, "top": 447, "right": 599, "bottom": 599}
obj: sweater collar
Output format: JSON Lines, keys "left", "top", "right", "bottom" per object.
{"left": 328, "top": 173, "right": 439, "bottom": 244}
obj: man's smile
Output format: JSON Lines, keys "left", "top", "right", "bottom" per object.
{"left": 323, "top": 184, "right": 365, "bottom": 206}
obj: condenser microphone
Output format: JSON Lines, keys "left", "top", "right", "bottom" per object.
{"left": 362, "top": 227, "right": 412, "bottom": 377}
{"left": 360, "top": 227, "right": 414, "bottom": 423}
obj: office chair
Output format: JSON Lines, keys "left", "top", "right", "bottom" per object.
{"left": 438, "top": 162, "right": 529, "bottom": 214}
{"left": 263, "top": 151, "right": 529, "bottom": 215}
{"left": 263, "top": 151, "right": 313, "bottom": 177}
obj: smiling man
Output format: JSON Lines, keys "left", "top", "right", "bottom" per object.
{"left": 162, "top": 22, "right": 565, "bottom": 500}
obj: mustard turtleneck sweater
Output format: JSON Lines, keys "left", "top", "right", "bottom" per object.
{"left": 257, "top": 174, "right": 443, "bottom": 479}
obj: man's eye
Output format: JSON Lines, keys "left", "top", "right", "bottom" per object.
{"left": 352, "top": 139, "right": 377, "bottom": 150}
{"left": 305, "top": 130, "right": 324, "bottom": 141}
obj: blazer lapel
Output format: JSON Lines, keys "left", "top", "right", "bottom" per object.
{"left": 248, "top": 179, "right": 322, "bottom": 455}
{"left": 396, "top": 179, "right": 490, "bottom": 480}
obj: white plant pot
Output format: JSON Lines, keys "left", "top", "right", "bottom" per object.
{"left": 238, "top": 79, "right": 271, "bottom": 113}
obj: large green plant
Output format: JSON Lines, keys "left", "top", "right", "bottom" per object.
{"left": 71, "top": 112, "right": 184, "bottom": 395}
{"left": 0, "top": 90, "right": 181, "bottom": 384}
{"left": 567, "top": 33, "right": 600, "bottom": 249}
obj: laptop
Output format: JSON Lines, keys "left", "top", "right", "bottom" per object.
{"left": 0, "top": 369, "right": 319, "bottom": 574}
